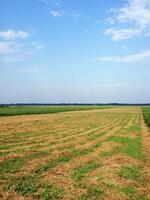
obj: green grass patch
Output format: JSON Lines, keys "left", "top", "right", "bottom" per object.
{"left": 87, "top": 132, "right": 106, "bottom": 141}
{"left": 4, "top": 175, "right": 38, "bottom": 196}
{"left": 92, "top": 142, "right": 102, "bottom": 149}
{"left": 71, "top": 148, "right": 93, "bottom": 157}
{"left": 0, "top": 151, "right": 10, "bottom": 156}
{"left": 120, "top": 185, "right": 150, "bottom": 200}
{"left": 118, "top": 165, "right": 141, "bottom": 180}
{"left": 126, "top": 125, "right": 141, "bottom": 133}
{"left": 107, "top": 136, "right": 142, "bottom": 159}
{"left": 0, "top": 157, "right": 25, "bottom": 178}
{"left": 34, "top": 155, "right": 71, "bottom": 174}
{"left": 71, "top": 141, "right": 102, "bottom": 158}
{"left": 41, "top": 185, "right": 49, "bottom": 200}
{"left": 0, "top": 106, "right": 113, "bottom": 117}
{"left": 41, "top": 185, "right": 64, "bottom": 200}
{"left": 0, "top": 145, "right": 9, "bottom": 150}
{"left": 72, "top": 161, "right": 100, "bottom": 183}
{"left": 100, "top": 146, "right": 120, "bottom": 157}
{"left": 78, "top": 185, "right": 103, "bottom": 200}
{"left": 27, "top": 150, "right": 49, "bottom": 159}
{"left": 121, "top": 185, "right": 136, "bottom": 199}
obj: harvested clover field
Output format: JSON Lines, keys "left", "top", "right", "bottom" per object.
{"left": 0, "top": 107, "right": 150, "bottom": 200}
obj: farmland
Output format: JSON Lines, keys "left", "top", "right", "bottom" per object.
{"left": 0, "top": 106, "right": 113, "bottom": 117}
{"left": 142, "top": 107, "right": 150, "bottom": 127}
{"left": 0, "top": 107, "right": 150, "bottom": 199}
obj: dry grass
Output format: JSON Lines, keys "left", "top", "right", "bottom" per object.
{"left": 0, "top": 107, "right": 150, "bottom": 200}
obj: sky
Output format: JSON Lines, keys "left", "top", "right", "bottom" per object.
{"left": 0, "top": 0, "right": 150, "bottom": 104}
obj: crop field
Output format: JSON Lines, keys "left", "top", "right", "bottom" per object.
{"left": 0, "top": 106, "right": 112, "bottom": 117}
{"left": 0, "top": 107, "right": 150, "bottom": 200}
{"left": 142, "top": 107, "right": 150, "bottom": 127}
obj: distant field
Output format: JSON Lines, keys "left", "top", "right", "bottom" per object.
{"left": 0, "top": 107, "right": 150, "bottom": 199}
{"left": 0, "top": 106, "right": 113, "bottom": 116}
{"left": 142, "top": 106, "right": 150, "bottom": 127}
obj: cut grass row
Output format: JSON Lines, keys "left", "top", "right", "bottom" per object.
{"left": 0, "top": 115, "right": 121, "bottom": 158}
{"left": 0, "top": 115, "right": 127, "bottom": 188}
{"left": 0, "top": 106, "right": 114, "bottom": 116}
{"left": 0, "top": 118, "right": 134, "bottom": 186}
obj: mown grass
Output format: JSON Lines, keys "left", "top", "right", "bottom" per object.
{"left": 26, "top": 150, "right": 49, "bottom": 159}
{"left": 4, "top": 174, "right": 39, "bottom": 196}
{"left": 34, "top": 155, "right": 71, "bottom": 174}
{"left": 120, "top": 185, "right": 150, "bottom": 200}
{"left": 100, "top": 146, "right": 120, "bottom": 157}
{"left": 78, "top": 185, "right": 103, "bottom": 200}
{"left": 0, "top": 106, "right": 113, "bottom": 116}
{"left": 121, "top": 185, "right": 136, "bottom": 199}
{"left": 70, "top": 140, "right": 102, "bottom": 157}
{"left": 118, "top": 165, "right": 141, "bottom": 180}
{"left": 4, "top": 174, "right": 65, "bottom": 199}
{"left": 87, "top": 131, "right": 106, "bottom": 141}
{"left": 0, "top": 107, "right": 148, "bottom": 200}
{"left": 106, "top": 136, "right": 142, "bottom": 159}
{"left": 0, "top": 157, "right": 25, "bottom": 179}
{"left": 72, "top": 161, "right": 100, "bottom": 183}
{"left": 126, "top": 124, "right": 141, "bottom": 133}
{"left": 41, "top": 185, "right": 64, "bottom": 200}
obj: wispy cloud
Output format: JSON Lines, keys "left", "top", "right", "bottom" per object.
{"left": 49, "top": 9, "right": 80, "bottom": 19}
{"left": 50, "top": 10, "right": 63, "bottom": 17}
{"left": 1, "top": 42, "right": 43, "bottom": 63}
{"left": 24, "top": 42, "right": 44, "bottom": 56}
{"left": 0, "top": 42, "right": 14, "bottom": 53}
{"left": 42, "top": 0, "right": 62, "bottom": 7}
{"left": 41, "top": 0, "right": 80, "bottom": 20}
{"left": 105, "top": 0, "right": 150, "bottom": 40}
{"left": 49, "top": 9, "right": 80, "bottom": 21}
{"left": 2, "top": 56, "right": 23, "bottom": 63}
{"left": 96, "top": 50, "right": 150, "bottom": 63}
{"left": 0, "top": 30, "right": 43, "bottom": 63}
{"left": 105, "top": 28, "right": 141, "bottom": 41}
{"left": 0, "top": 30, "right": 29, "bottom": 40}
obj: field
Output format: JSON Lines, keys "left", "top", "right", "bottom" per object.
{"left": 142, "top": 107, "right": 150, "bottom": 127}
{"left": 0, "top": 106, "right": 112, "bottom": 117}
{"left": 0, "top": 107, "right": 150, "bottom": 200}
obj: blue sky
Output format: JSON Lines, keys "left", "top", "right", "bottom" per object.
{"left": 0, "top": 0, "right": 150, "bottom": 103}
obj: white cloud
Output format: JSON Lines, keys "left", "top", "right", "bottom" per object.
{"left": 0, "top": 42, "right": 43, "bottom": 63}
{"left": 105, "top": 28, "right": 141, "bottom": 41}
{"left": 0, "top": 30, "right": 29, "bottom": 40}
{"left": 0, "top": 31, "right": 43, "bottom": 63}
{"left": 32, "top": 43, "right": 43, "bottom": 51}
{"left": 50, "top": 10, "right": 62, "bottom": 17}
{"left": 49, "top": 9, "right": 80, "bottom": 20}
{"left": 0, "top": 42, "right": 14, "bottom": 53}
{"left": 24, "top": 42, "right": 44, "bottom": 55}
{"left": 116, "top": 0, "right": 150, "bottom": 28}
{"left": 105, "top": 0, "right": 150, "bottom": 40}
{"left": 96, "top": 50, "right": 150, "bottom": 63}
